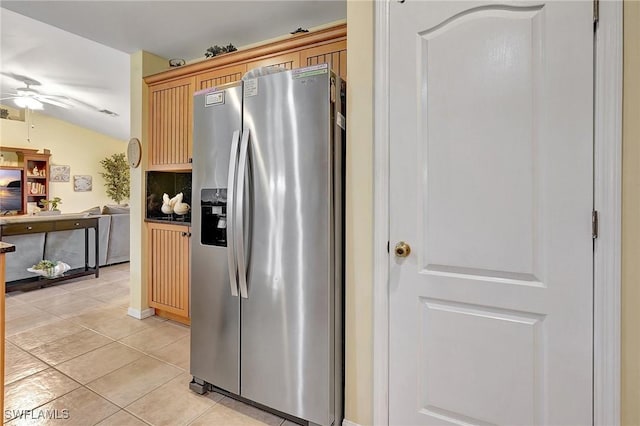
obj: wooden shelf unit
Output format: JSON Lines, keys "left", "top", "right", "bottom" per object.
{"left": 23, "top": 152, "right": 51, "bottom": 209}
{"left": 0, "top": 147, "right": 51, "bottom": 214}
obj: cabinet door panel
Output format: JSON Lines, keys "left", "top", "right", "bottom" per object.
{"left": 149, "top": 77, "right": 195, "bottom": 169}
{"left": 300, "top": 40, "right": 347, "bottom": 79}
{"left": 148, "top": 223, "right": 190, "bottom": 319}
{"left": 245, "top": 51, "right": 300, "bottom": 73}
{"left": 196, "top": 63, "right": 247, "bottom": 90}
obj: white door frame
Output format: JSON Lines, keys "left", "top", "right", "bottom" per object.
{"left": 371, "top": 1, "right": 623, "bottom": 425}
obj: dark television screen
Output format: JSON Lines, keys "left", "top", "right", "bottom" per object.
{"left": 0, "top": 169, "right": 23, "bottom": 212}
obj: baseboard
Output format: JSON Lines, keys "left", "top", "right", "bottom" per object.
{"left": 153, "top": 308, "right": 191, "bottom": 325}
{"left": 127, "top": 307, "right": 155, "bottom": 319}
{"left": 342, "top": 419, "right": 361, "bottom": 426}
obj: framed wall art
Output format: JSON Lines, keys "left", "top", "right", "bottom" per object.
{"left": 73, "top": 175, "right": 92, "bottom": 192}
{"left": 50, "top": 165, "right": 70, "bottom": 182}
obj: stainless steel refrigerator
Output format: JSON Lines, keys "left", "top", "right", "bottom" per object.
{"left": 190, "top": 64, "right": 345, "bottom": 426}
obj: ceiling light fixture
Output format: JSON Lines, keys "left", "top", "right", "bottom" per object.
{"left": 14, "top": 97, "right": 44, "bottom": 110}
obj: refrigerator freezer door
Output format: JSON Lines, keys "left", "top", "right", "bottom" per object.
{"left": 241, "top": 69, "right": 334, "bottom": 425}
{"left": 190, "top": 82, "right": 242, "bottom": 394}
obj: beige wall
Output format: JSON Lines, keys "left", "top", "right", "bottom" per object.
{"left": 345, "top": 1, "right": 374, "bottom": 425}
{"left": 0, "top": 112, "right": 126, "bottom": 213}
{"left": 128, "top": 51, "right": 167, "bottom": 314}
{"left": 622, "top": 1, "right": 640, "bottom": 424}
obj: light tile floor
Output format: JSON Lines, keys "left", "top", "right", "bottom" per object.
{"left": 4, "top": 264, "right": 295, "bottom": 426}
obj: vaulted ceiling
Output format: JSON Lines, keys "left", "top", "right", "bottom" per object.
{"left": 0, "top": 1, "right": 346, "bottom": 141}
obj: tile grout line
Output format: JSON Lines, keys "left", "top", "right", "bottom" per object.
{"left": 2, "top": 368, "right": 82, "bottom": 423}
{"left": 51, "top": 345, "right": 145, "bottom": 386}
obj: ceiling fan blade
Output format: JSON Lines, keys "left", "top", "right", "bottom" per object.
{"left": 36, "top": 96, "right": 73, "bottom": 109}
{"left": 0, "top": 72, "right": 41, "bottom": 87}
{"left": 0, "top": 96, "right": 19, "bottom": 101}
{"left": 37, "top": 93, "right": 71, "bottom": 101}
{"left": 68, "top": 97, "right": 102, "bottom": 112}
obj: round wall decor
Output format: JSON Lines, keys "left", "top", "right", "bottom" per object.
{"left": 127, "top": 137, "right": 142, "bottom": 168}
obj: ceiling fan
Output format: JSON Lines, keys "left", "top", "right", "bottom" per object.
{"left": 0, "top": 72, "right": 74, "bottom": 110}
{"left": 1, "top": 72, "right": 118, "bottom": 117}
{"left": 1, "top": 83, "right": 74, "bottom": 110}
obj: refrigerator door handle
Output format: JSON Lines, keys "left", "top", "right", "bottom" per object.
{"left": 226, "top": 129, "right": 241, "bottom": 297}
{"left": 236, "top": 129, "right": 250, "bottom": 299}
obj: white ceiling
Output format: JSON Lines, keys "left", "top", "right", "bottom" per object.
{"left": 0, "top": 1, "right": 346, "bottom": 141}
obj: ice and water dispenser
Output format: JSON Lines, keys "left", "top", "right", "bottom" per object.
{"left": 200, "top": 188, "right": 227, "bottom": 246}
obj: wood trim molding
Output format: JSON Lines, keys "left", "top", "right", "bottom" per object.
{"left": 372, "top": 2, "right": 390, "bottom": 425}
{"left": 593, "top": 2, "right": 623, "bottom": 425}
{"left": 0, "top": 147, "right": 40, "bottom": 154}
{"left": 145, "top": 24, "right": 346, "bottom": 84}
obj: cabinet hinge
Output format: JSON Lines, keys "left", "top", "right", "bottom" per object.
{"left": 592, "top": 210, "right": 599, "bottom": 239}
{"left": 387, "top": 241, "right": 390, "bottom": 253}
{"left": 593, "top": 0, "right": 599, "bottom": 28}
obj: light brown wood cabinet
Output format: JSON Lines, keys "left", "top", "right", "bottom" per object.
{"left": 300, "top": 40, "right": 347, "bottom": 79}
{"left": 196, "top": 63, "right": 247, "bottom": 90}
{"left": 245, "top": 51, "right": 301, "bottom": 72}
{"left": 148, "top": 76, "right": 195, "bottom": 170}
{"left": 145, "top": 24, "right": 346, "bottom": 173}
{"left": 147, "top": 222, "right": 191, "bottom": 324}
{"left": 144, "top": 24, "right": 346, "bottom": 322}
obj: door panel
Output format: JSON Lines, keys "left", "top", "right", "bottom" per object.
{"left": 389, "top": 2, "right": 593, "bottom": 425}
{"left": 190, "top": 83, "right": 243, "bottom": 394}
{"left": 196, "top": 64, "right": 247, "bottom": 90}
{"left": 147, "top": 222, "right": 189, "bottom": 318}
{"left": 422, "top": 6, "right": 542, "bottom": 280}
{"left": 149, "top": 76, "right": 195, "bottom": 169}
{"left": 419, "top": 299, "right": 543, "bottom": 425}
{"left": 245, "top": 52, "right": 300, "bottom": 73}
{"left": 241, "top": 69, "right": 333, "bottom": 426}
{"left": 300, "top": 40, "right": 347, "bottom": 79}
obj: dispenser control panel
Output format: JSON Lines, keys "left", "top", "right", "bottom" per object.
{"left": 201, "top": 188, "right": 227, "bottom": 247}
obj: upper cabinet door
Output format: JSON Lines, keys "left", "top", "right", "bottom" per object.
{"left": 300, "top": 40, "right": 347, "bottom": 79}
{"left": 144, "top": 24, "right": 347, "bottom": 173}
{"left": 245, "top": 51, "right": 301, "bottom": 73}
{"left": 196, "top": 63, "right": 248, "bottom": 91}
{"left": 148, "top": 76, "right": 196, "bottom": 170}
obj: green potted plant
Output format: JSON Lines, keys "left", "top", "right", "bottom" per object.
{"left": 38, "top": 197, "right": 62, "bottom": 215}
{"left": 205, "top": 43, "right": 237, "bottom": 58}
{"left": 99, "top": 153, "right": 130, "bottom": 204}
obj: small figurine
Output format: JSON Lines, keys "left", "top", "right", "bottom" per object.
{"left": 173, "top": 192, "right": 190, "bottom": 215}
{"left": 161, "top": 193, "right": 174, "bottom": 215}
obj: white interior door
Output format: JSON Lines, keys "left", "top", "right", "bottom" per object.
{"left": 388, "top": 1, "right": 594, "bottom": 425}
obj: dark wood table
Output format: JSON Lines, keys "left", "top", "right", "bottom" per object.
{"left": 1, "top": 217, "right": 99, "bottom": 292}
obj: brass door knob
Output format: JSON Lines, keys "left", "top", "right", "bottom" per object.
{"left": 394, "top": 241, "right": 411, "bottom": 258}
